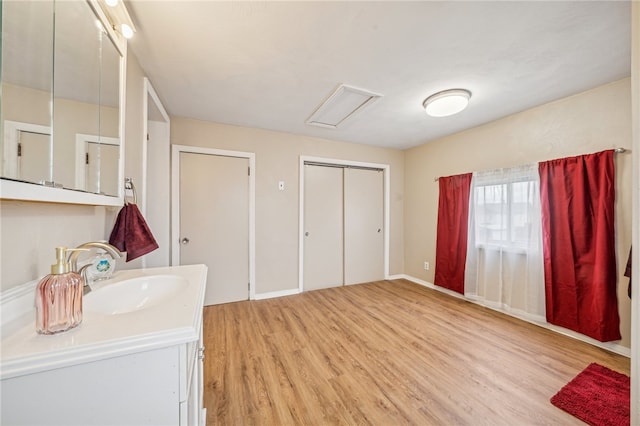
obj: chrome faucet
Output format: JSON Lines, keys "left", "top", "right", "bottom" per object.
{"left": 68, "top": 242, "right": 122, "bottom": 294}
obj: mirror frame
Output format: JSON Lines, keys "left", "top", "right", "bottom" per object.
{"left": 0, "top": 0, "right": 126, "bottom": 206}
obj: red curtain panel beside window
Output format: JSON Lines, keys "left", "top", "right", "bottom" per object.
{"left": 434, "top": 173, "right": 472, "bottom": 294}
{"left": 539, "top": 150, "right": 621, "bottom": 342}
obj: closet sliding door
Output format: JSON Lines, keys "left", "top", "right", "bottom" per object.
{"left": 344, "top": 167, "right": 384, "bottom": 285}
{"left": 303, "top": 163, "right": 384, "bottom": 291}
{"left": 303, "top": 164, "right": 344, "bottom": 290}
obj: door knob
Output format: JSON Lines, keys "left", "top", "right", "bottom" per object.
{"left": 305, "top": 231, "right": 309, "bottom": 237}
{"left": 180, "top": 237, "right": 190, "bottom": 245}
{"left": 377, "top": 228, "right": 381, "bottom": 233}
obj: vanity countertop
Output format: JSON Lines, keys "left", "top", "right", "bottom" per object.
{"left": 0, "top": 264, "right": 207, "bottom": 380}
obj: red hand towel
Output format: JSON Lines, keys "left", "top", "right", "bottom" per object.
{"left": 109, "top": 203, "right": 159, "bottom": 262}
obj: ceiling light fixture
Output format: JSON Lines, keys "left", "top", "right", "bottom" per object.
{"left": 120, "top": 23, "right": 135, "bottom": 39}
{"left": 97, "top": 0, "right": 136, "bottom": 39}
{"left": 423, "top": 89, "right": 471, "bottom": 117}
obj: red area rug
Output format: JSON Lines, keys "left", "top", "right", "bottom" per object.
{"left": 550, "top": 363, "right": 630, "bottom": 426}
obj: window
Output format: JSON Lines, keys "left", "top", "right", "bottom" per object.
{"left": 465, "top": 163, "right": 545, "bottom": 319}
{"left": 472, "top": 169, "right": 539, "bottom": 252}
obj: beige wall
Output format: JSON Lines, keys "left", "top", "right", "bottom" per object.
{"left": 0, "top": 201, "right": 111, "bottom": 291}
{"left": 1, "top": 83, "right": 51, "bottom": 127}
{"left": 0, "top": 48, "right": 145, "bottom": 291}
{"left": 404, "top": 78, "right": 633, "bottom": 348}
{"left": 170, "top": 118, "right": 405, "bottom": 295}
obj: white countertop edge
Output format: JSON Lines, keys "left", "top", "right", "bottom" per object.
{"left": 0, "top": 326, "right": 199, "bottom": 380}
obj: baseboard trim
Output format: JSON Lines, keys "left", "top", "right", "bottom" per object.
{"left": 386, "top": 274, "right": 407, "bottom": 281}
{"left": 253, "top": 288, "right": 301, "bottom": 301}
{"left": 390, "top": 274, "right": 468, "bottom": 300}
{"left": 394, "top": 274, "right": 631, "bottom": 358}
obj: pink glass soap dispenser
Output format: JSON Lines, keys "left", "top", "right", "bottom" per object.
{"left": 35, "top": 247, "right": 84, "bottom": 335}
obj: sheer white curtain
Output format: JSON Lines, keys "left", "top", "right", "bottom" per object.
{"left": 464, "top": 164, "right": 546, "bottom": 322}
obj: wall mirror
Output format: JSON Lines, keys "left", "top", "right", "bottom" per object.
{"left": 1, "top": 0, "right": 125, "bottom": 205}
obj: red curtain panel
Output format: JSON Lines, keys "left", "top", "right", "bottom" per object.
{"left": 434, "top": 173, "right": 473, "bottom": 294}
{"left": 539, "top": 150, "right": 621, "bottom": 342}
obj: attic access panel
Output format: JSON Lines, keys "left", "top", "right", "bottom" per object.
{"left": 306, "top": 84, "right": 382, "bottom": 129}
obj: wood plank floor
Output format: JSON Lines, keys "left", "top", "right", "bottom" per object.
{"left": 202, "top": 279, "right": 630, "bottom": 425}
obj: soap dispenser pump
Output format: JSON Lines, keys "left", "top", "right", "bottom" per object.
{"left": 35, "top": 247, "right": 84, "bottom": 335}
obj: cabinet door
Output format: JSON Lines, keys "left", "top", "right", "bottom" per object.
{"left": 1, "top": 346, "right": 181, "bottom": 425}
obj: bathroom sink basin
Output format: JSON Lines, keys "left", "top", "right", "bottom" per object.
{"left": 84, "top": 275, "right": 189, "bottom": 315}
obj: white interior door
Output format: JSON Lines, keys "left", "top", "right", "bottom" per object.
{"left": 179, "top": 152, "right": 250, "bottom": 305}
{"left": 18, "top": 130, "right": 50, "bottom": 183}
{"left": 303, "top": 164, "right": 344, "bottom": 290}
{"left": 344, "top": 167, "right": 384, "bottom": 285}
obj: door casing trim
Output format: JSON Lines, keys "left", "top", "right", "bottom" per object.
{"left": 141, "top": 78, "right": 171, "bottom": 267}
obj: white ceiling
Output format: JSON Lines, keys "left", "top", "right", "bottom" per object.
{"left": 127, "top": 1, "right": 631, "bottom": 150}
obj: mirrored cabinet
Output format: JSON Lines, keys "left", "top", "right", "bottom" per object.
{"left": 1, "top": 0, "right": 127, "bottom": 205}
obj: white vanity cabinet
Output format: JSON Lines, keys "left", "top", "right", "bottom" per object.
{"left": 2, "top": 334, "right": 204, "bottom": 425}
{"left": 0, "top": 265, "right": 207, "bottom": 426}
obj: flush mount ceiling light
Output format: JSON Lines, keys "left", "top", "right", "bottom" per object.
{"left": 423, "top": 89, "right": 471, "bottom": 117}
